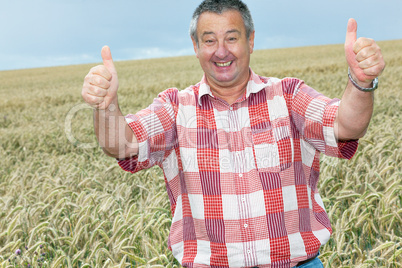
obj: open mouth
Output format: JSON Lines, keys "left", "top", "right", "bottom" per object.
{"left": 215, "top": 61, "right": 232, "bottom": 67}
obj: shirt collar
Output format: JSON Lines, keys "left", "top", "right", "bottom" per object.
{"left": 198, "top": 68, "right": 268, "bottom": 106}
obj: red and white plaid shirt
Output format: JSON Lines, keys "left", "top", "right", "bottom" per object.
{"left": 118, "top": 69, "right": 358, "bottom": 267}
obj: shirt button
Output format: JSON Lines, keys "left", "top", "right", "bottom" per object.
{"left": 229, "top": 106, "right": 233, "bottom": 110}
{"left": 241, "top": 197, "right": 246, "bottom": 202}
{"left": 244, "top": 223, "right": 248, "bottom": 228}
{"left": 247, "top": 249, "right": 251, "bottom": 254}
{"left": 239, "top": 173, "right": 243, "bottom": 178}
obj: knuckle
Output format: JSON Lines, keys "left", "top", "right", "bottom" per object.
{"left": 366, "top": 57, "right": 375, "bottom": 66}
{"left": 94, "top": 86, "right": 104, "bottom": 97}
{"left": 84, "top": 73, "right": 92, "bottom": 83}
{"left": 376, "top": 46, "right": 382, "bottom": 55}
{"left": 366, "top": 48, "right": 375, "bottom": 56}
{"left": 86, "top": 84, "right": 95, "bottom": 94}
{"left": 94, "top": 76, "right": 102, "bottom": 85}
{"left": 89, "top": 66, "right": 100, "bottom": 73}
{"left": 94, "top": 87, "right": 104, "bottom": 96}
{"left": 90, "top": 95, "right": 102, "bottom": 104}
{"left": 93, "top": 87, "right": 99, "bottom": 95}
{"left": 359, "top": 50, "right": 368, "bottom": 59}
{"left": 82, "top": 92, "right": 94, "bottom": 104}
{"left": 375, "top": 65, "right": 384, "bottom": 74}
{"left": 104, "top": 80, "right": 111, "bottom": 89}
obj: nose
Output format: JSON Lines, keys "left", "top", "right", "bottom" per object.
{"left": 214, "top": 41, "right": 229, "bottom": 59}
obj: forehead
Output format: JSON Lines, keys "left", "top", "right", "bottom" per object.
{"left": 197, "top": 10, "right": 245, "bottom": 35}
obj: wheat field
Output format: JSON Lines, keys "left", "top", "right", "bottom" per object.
{"left": 0, "top": 40, "right": 401, "bottom": 267}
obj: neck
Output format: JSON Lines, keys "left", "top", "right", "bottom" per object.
{"left": 211, "top": 85, "right": 246, "bottom": 105}
{"left": 207, "top": 73, "right": 250, "bottom": 105}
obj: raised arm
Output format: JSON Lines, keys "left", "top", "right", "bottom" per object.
{"left": 334, "top": 18, "right": 385, "bottom": 141}
{"left": 81, "top": 46, "right": 138, "bottom": 158}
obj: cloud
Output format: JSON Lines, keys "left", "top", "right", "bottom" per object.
{"left": 258, "top": 36, "right": 304, "bottom": 50}
{"left": 0, "top": 47, "right": 195, "bottom": 71}
{"left": 0, "top": 53, "right": 98, "bottom": 71}
{"left": 118, "top": 47, "right": 194, "bottom": 61}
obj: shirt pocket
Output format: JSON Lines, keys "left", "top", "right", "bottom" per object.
{"left": 251, "top": 117, "right": 293, "bottom": 172}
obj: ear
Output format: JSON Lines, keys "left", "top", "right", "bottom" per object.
{"left": 191, "top": 36, "right": 199, "bottom": 58}
{"left": 249, "top": 31, "right": 255, "bottom": 54}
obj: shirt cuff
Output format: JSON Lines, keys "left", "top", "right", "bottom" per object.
{"left": 116, "top": 114, "right": 146, "bottom": 173}
{"left": 323, "top": 101, "right": 359, "bottom": 160}
{"left": 118, "top": 155, "right": 140, "bottom": 173}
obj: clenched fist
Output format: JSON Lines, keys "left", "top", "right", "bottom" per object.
{"left": 345, "top": 18, "right": 385, "bottom": 86}
{"left": 82, "top": 46, "right": 119, "bottom": 109}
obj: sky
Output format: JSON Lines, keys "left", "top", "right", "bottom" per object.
{"left": 0, "top": 0, "right": 401, "bottom": 71}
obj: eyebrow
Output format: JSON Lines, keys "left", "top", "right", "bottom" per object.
{"left": 201, "top": 29, "right": 241, "bottom": 37}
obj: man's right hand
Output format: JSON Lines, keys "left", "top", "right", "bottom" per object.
{"left": 82, "top": 46, "right": 119, "bottom": 110}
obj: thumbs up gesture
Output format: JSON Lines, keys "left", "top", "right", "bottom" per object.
{"left": 82, "top": 46, "right": 119, "bottom": 109}
{"left": 344, "top": 18, "right": 385, "bottom": 86}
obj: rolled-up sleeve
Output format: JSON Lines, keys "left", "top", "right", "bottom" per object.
{"left": 118, "top": 88, "right": 178, "bottom": 173}
{"left": 290, "top": 81, "right": 358, "bottom": 160}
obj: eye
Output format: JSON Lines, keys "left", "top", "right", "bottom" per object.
{"left": 227, "top": 36, "right": 238, "bottom": 43}
{"left": 204, "top": 39, "right": 215, "bottom": 45}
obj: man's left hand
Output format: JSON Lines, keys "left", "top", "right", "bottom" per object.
{"left": 344, "top": 18, "right": 385, "bottom": 86}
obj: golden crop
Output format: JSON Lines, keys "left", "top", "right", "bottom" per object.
{"left": 0, "top": 40, "right": 401, "bottom": 267}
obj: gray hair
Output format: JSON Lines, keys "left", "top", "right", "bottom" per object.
{"left": 189, "top": 0, "right": 255, "bottom": 46}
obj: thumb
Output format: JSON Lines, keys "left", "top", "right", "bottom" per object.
{"left": 101, "top": 45, "right": 117, "bottom": 74}
{"left": 345, "top": 18, "right": 357, "bottom": 65}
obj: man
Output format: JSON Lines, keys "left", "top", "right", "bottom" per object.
{"left": 81, "top": 0, "right": 385, "bottom": 267}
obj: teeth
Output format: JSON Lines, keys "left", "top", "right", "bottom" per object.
{"left": 216, "top": 61, "right": 232, "bottom": 67}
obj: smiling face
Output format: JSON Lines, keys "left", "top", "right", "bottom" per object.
{"left": 192, "top": 10, "right": 255, "bottom": 92}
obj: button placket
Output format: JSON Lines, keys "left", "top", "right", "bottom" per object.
{"left": 228, "top": 102, "right": 256, "bottom": 264}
